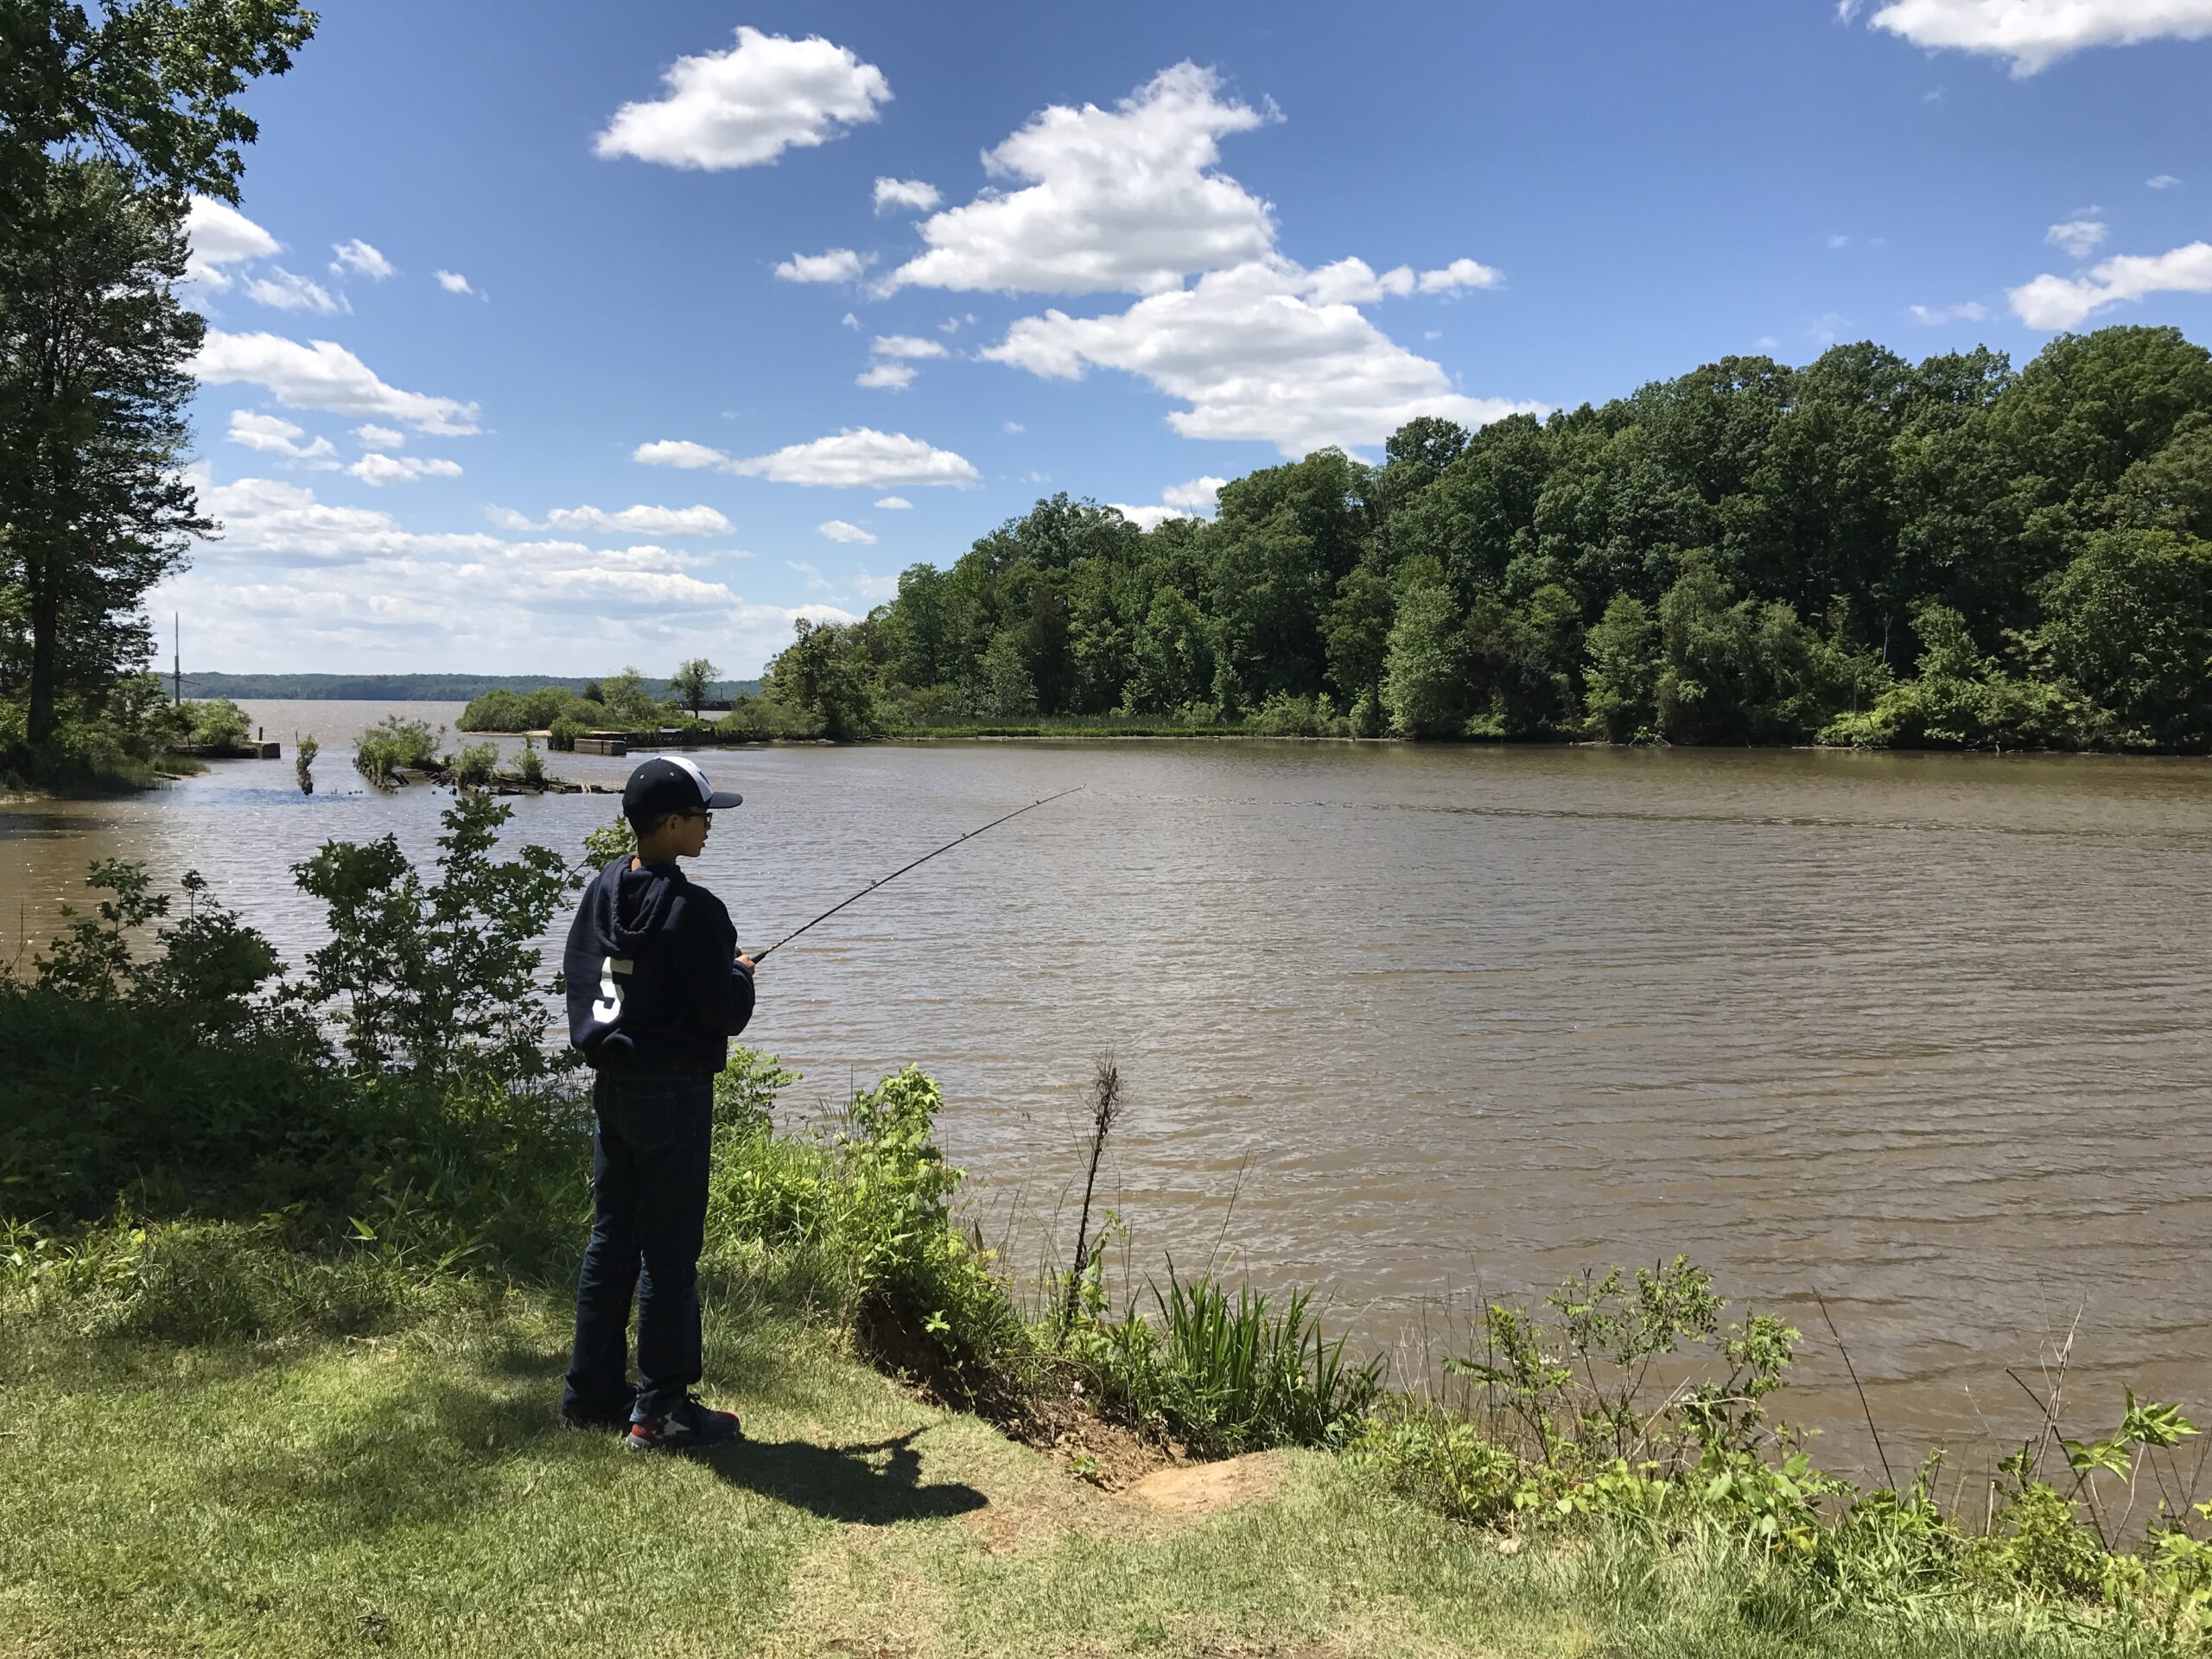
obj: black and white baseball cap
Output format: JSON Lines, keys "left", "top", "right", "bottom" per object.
{"left": 622, "top": 755, "right": 742, "bottom": 824}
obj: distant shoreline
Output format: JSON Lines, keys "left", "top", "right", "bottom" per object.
{"left": 179, "top": 672, "right": 762, "bottom": 702}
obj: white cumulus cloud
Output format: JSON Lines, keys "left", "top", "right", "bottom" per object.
{"left": 353, "top": 423, "right": 404, "bottom": 449}
{"left": 2046, "top": 219, "right": 2109, "bottom": 258}
{"left": 984, "top": 258, "right": 1539, "bottom": 457}
{"left": 855, "top": 362, "right": 916, "bottom": 391}
{"left": 1862, "top": 0, "right": 2212, "bottom": 73}
{"left": 594, "top": 26, "right": 890, "bottom": 170}
{"left": 435, "top": 269, "right": 478, "bottom": 296}
{"left": 888, "top": 61, "right": 1278, "bottom": 296}
{"left": 162, "top": 474, "right": 841, "bottom": 674}
{"left": 874, "top": 176, "right": 941, "bottom": 213}
{"left": 185, "top": 197, "right": 279, "bottom": 289}
{"left": 774, "top": 247, "right": 869, "bottom": 283}
{"left": 349, "top": 453, "right": 463, "bottom": 486}
{"left": 1907, "top": 301, "right": 1991, "bottom": 323}
{"left": 630, "top": 439, "right": 728, "bottom": 470}
{"left": 1162, "top": 475, "right": 1228, "bottom": 512}
{"left": 633, "top": 431, "right": 980, "bottom": 488}
{"left": 817, "top": 519, "right": 876, "bottom": 543}
{"left": 329, "top": 238, "right": 396, "bottom": 281}
{"left": 2009, "top": 240, "right": 2212, "bottom": 329}
{"left": 226, "top": 410, "right": 338, "bottom": 467}
{"left": 1300, "top": 257, "right": 1499, "bottom": 303}
{"left": 1418, "top": 257, "right": 1503, "bottom": 294}
{"left": 734, "top": 429, "right": 979, "bottom": 487}
{"left": 192, "top": 330, "right": 480, "bottom": 435}
{"left": 1303, "top": 258, "right": 1415, "bottom": 304}
{"left": 2148, "top": 174, "right": 2182, "bottom": 189}
{"left": 1108, "top": 503, "right": 1195, "bottom": 531}
{"left": 245, "top": 267, "right": 346, "bottom": 315}
{"left": 543, "top": 504, "right": 734, "bottom": 537}
{"left": 874, "top": 495, "right": 912, "bottom": 510}
{"left": 870, "top": 334, "right": 950, "bottom": 359}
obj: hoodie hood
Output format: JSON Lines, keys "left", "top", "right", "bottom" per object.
{"left": 608, "top": 858, "right": 683, "bottom": 953}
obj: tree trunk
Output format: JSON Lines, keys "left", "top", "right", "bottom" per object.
{"left": 26, "top": 535, "right": 60, "bottom": 744}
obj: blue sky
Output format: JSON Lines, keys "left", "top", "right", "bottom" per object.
{"left": 163, "top": 0, "right": 2212, "bottom": 676}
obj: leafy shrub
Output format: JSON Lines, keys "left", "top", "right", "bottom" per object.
{"left": 547, "top": 714, "right": 584, "bottom": 751}
{"left": 715, "top": 696, "right": 809, "bottom": 741}
{"left": 186, "top": 697, "right": 251, "bottom": 749}
{"left": 702, "top": 1059, "right": 1023, "bottom": 1375}
{"left": 450, "top": 741, "right": 499, "bottom": 786}
{"left": 353, "top": 715, "right": 441, "bottom": 785}
{"left": 291, "top": 793, "right": 576, "bottom": 1082}
{"left": 6, "top": 909, "right": 332, "bottom": 1221}
{"left": 1247, "top": 692, "right": 1351, "bottom": 737}
{"left": 516, "top": 736, "right": 544, "bottom": 785}
{"left": 1, "top": 675, "right": 201, "bottom": 788}
{"left": 459, "top": 685, "right": 598, "bottom": 734}
{"left": 456, "top": 687, "right": 530, "bottom": 732}
{"left": 1350, "top": 1409, "right": 1526, "bottom": 1526}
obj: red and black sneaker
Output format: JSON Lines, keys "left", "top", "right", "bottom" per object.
{"left": 625, "top": 1395, "right": 742, "bottom": 1452}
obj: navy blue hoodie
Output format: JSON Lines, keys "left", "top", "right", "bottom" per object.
{"left": 564, "top": 855, "right": 754, "bottom": 1077}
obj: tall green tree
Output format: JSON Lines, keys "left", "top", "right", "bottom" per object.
{"left": 0, "top": 157, "right": 204, "bottom": 747}
{"left": 669, "top": 657, "right": 717, "bottom": 717}
{"left": 1382, "top": 572, "right": 1464, "bottom": 738}
{"left": 765, "top": 618, "right": 880, "bottom": 741}
{"left": 2038, "top": 528, "right": 2212, "bottom": 750}
{"left": 2, "top": 0, "right": 315, "bottom": 768}
{"left": 1, "top": 0, "right": 316, "bottom": 226}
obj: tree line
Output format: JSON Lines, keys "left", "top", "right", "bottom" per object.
{"left": 762, "top": 327, "right": 2212, "bottom": 752}
{"left": 0, "top": 0, "right": 315, "bottom": 786}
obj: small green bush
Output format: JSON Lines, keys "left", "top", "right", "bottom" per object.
{"left": 1246, "top": 692, "right": 1351, "bottom": 738}
{"left": 450, "top": 741, "right": 499, "bottom": 786}
{"left": 547, "top": 714, "right": 584, "bottom": 751}
{"left": 186, "top": 697, "right": 251, "bottom": 749}
{"left": 353, "top": 715, "right": 441, "bottom": 785}
{"left": 1349, "top": 1409, "right": 1524, "bottom": 1526}
{"left": 456, "top": 687, "right": 531, "bottom": 732}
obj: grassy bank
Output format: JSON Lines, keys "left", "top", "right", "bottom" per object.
{"left": 0, "top": 1289, "right": 2168, "bottom": 1659}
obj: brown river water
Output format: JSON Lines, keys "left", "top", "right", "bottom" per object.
{"left": 4, "top": 700, "right": 2209, "bottom": 1483}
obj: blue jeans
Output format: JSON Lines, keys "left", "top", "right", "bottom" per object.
{"left": 563, "top": 1072, "right": 713, "bottom": 1421}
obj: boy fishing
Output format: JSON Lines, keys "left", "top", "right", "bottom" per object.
{"left": 560, "top": 755, "right": 753, "bottom": 1451}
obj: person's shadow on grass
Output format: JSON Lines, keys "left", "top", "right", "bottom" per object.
{"left": 703, "top": 1427, "right": 987, "bottom": 1525}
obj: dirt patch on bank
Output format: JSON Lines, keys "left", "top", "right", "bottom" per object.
{"left": 1122, "top": 1450, "right": 1289, "bottom": 1518}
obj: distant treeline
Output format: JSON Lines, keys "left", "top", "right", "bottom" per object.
{"left": 759, "top": 325, "right": 2212, "bottom": 752}
{"left": 181, "top": 673, "right": 760, "bottom": 702}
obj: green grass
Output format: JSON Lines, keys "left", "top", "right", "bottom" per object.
{"left": 0, "top": 1292, "right": 2156, "bottom": 1659}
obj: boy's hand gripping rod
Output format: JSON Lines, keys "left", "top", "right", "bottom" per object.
{"left": 748, "top": 785, "right": 1084, "bottom": 962}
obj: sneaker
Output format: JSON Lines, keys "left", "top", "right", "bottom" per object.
{"left": 625, "top": 1395, "right": 742, "bottom": 1452}
{"left": 559, "top": 1381, "right": 639, "bottom": 1432}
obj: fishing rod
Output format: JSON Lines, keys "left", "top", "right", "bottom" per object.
{"left": 748, "top": 785, "right": 1084, "bottom": 961}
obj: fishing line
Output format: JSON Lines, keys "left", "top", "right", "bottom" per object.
{"left": 749, "top": 785, "right": 1084, "bottom": 960}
